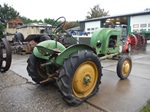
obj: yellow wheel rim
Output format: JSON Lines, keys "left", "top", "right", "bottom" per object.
{"left": 72, "top": 61, "right": 98, "bottom": 98}
{"left": 122, "top": 60, "right": 130, "bottom": 76}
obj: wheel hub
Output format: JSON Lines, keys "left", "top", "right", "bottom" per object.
{"left": 84, "top": 75, "right": 90, "bottom": 83}
{"left": 123, "top": 61, "right": 130, "bottom": 74}
{"left": 72, "top": 61, "right": 98, "bottom": 98}
{"left": 124, "top": 63, "right": 129, "bottom": 73}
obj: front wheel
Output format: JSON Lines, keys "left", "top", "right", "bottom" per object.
{"left": 117, "top": 55, "right": 132, "bottom": 80}
{"left": 57, "top": 50, "right": 102, "bottom": 106}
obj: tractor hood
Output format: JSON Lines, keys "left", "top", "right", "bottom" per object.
{"left": 90, "top": 28, "right": 121, "bottom": 55}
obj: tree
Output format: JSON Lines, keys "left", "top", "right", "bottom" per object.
{"left": 0, "top": 3, "right": 20, "bottom": 22}
{"left": 19, "top": 16, "right": 30, "bottom": 24}
{"left": 0, "top": 23, "right": 5, "bottom": 37}
{"left": 44, "top": 18, "right": 55, "bottom": 25}
{"left": 0, "top": 3, "right": 20, "bottom": 33}
{"left": 20, "top": 16, "right": 43, "bottom": 24}
{"left": 86, "top": 4, "right": 109, "bottom": 19}
{"left": 64, "top": 21, "right": 79, "bottom": 30}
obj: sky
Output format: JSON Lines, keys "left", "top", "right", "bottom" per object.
{"left": 0, "top": 0, "right": 150, "bottom": 21}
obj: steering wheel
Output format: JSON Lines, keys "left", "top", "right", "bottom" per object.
{"left": 52, "top": 16, "right": 66, "bottom": 34}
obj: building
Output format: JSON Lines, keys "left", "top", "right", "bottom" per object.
{"left": 79, "top": 11, "right": 150, "bottom": 36}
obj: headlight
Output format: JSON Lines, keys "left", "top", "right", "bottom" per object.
{"left": 96, "top": 40, "right": 101, "bottom": 48}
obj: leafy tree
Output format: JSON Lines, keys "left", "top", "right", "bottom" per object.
{"left": 0, "top": 3, "right": 20, "bottom": 22}
{"left": 0, "top": 23, "right": 5, "bottom": 37}
{"left": 20, "top": 16, "right": 43, "bottom": 24}
{"left": 43, "top": 18, "right": 79, "bottom": 30}
{"left": 86, "top": 4, "right": 109, "bottom": 19}
{"left": 64, "top": 21, "right": 79, "bottom": 30}
{"left": 0, "top": 3, "right": 20, "bottom": 33}
{"left": 44, "top": 18, "right": 55, "bottom": 25}
{"left": 19, "top": 16, "right": 29, "bottom": 24}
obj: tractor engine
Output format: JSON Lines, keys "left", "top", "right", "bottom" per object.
{"left": 90, "top": 28, "right": 121, "bottom": 56}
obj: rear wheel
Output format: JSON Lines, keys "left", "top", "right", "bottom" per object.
{"left": 129, "top": 34, "right": 138, "bottom": 49}
{"left": 57, "top": 50, "right": 102, "bottom": 106}
{"left": 0, "top": 38, "right": 12, "bottom": 72}
{"left": 134, "top": 33, "right": 145, "bottom": 49}
{"left": 117, "top": 55, "right": 132, "bottom": 80}
{"left": 27, "top": 54, "right": 55, "bottom": 84}
{"left": 13, "top": 32, "right": 24, "bottom": 42}
{"left": 39, "top": 35, "right": 50, "bottom": 42}
{"left": 0, "top": 46, "right": 2, "bottom": 69}
{"left": 137, "top": 34, "right": 145, "bottom": 48}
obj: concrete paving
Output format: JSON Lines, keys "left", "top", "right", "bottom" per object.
{"left": 1, "top": 42, "right": 150, "bottom": 112}
{"left": 0, "top": 70, "right": 101, "bottom": 112}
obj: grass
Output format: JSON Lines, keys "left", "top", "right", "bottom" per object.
{"left": 140, "top": 100, "right": 150, "bottom": 112}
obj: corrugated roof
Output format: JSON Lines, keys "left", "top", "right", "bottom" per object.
{"left": 16, "top": 23, "right": 52, "bottom": 29}
{"left": 79, "top": 11, "right": 150, "bottom": 22}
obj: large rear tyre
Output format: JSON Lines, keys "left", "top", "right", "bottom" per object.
{"left": 117, "top": 55, "right": 132, "bottom": 80}
{"left": 13, "top": 32, "right": 24, "bottom": 42}
{"left": 0, "top": 38, "right": 12, "bottom": 72}
{"left": 0, "top": 46, "right": 2, "bottom": 69}
{"left": 39, "top": 35, "right": 51, "bottom": 42}
{"left": 135, "top": 33, "right": 145, "bottom": 49}
{"left": 137, "top": 34, "right": 145, "bottom": 47}
{"left": 57, "top": 50, "right": 102, "bottom": 106}
{"left": 129, "top": 34, "right": 138, "bottom": 49}
{"left": 27, "top": 54, "right": 55, "bottom": 84}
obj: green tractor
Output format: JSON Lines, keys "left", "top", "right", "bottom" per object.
{"left": 26, "top": 17, "right": 132, "bottom": 106}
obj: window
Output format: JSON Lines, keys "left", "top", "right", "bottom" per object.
{"left": 140, "top": 29, "right": 147, "bottom": 32}
{"left": 133, "top": 24, "right": 139, "bottom": 28}
{"left": 95, "top": 27, "right": 99, "bottom": 30}
{"left": 91, "top": 28, "right": 94, "bottom": 30}
{"left": 87, "top": 28, "right": 90, "bottom": 31}
{"left": 148, "top": 24, "right": 150, "bottom": 27}
{"left": 140, "top": 24, "right": 147, "bottom": 28}
{"left": 122, "top": 28, "right": 127, "bottom": 36}
{"left": 133, "top": 29, "right": 139, "bottom": 32}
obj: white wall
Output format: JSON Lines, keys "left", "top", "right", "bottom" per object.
{"left": 85, "top": 21, "right": 100, "bottom": 36}
{"left": 130, "top": 15, "right": 150, "bottom": 32}
{"left": 83, "top": 14, "right": 150, "bottom": 35}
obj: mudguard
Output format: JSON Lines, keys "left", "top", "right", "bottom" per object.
{"left": 33, "top": 40, "right": 96, "bottom": 66}
{"left": 55, "top": 44, "right": 96, "bottom": 66}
